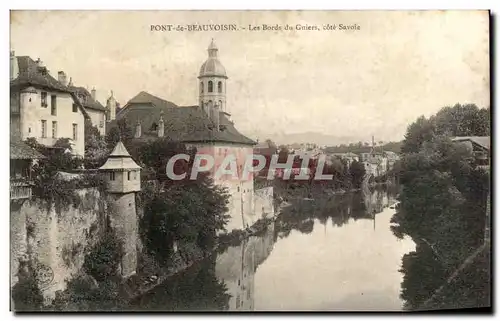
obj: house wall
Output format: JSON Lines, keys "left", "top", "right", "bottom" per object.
{"left": 190, "top": 143, "right": 255, "bottom": 232}
{"left": 16, "top": 88, "right": 85, "bottom": 157}
{"left": 254, "top": 187, "right": 274, "bottom": 220}
{"left": 86, "top": 109, "right": 106, "bottom": 136}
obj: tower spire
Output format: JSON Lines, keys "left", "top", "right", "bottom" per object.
{"left": 208, "top": 38, "right": 218, "bottom": 58}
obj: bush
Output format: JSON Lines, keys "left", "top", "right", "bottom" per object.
{"left": 83, "top": 232, "right": 124, "bottom": 283}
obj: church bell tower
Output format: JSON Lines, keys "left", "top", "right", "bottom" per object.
{"left": 198, "top": 39, "right": 227, "bottom": 126}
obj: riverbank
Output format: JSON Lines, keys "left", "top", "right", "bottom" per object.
{"left": 122, "top": 212, "right": 279, "bottom": 302}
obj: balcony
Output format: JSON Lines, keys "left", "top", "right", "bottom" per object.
{"left": 10, "top": 179, "right": 33, "bottom": 200}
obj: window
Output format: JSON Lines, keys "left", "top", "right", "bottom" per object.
{"left": 41, "top": 92, "right": 47, "bottom": 107}
{"left": 109, "top": 172, "right": 115, "bottom": 181}
{"left": 208, "top": 81, "right": 213, "bottom": 93}
{"left": 52, "top": 121, "right": 57, "bottom": 138}
{"left": 99, "top": 120, "right": 104, "bottom": 128}
{"left": 72, "top": 103, "right": 78, "bottom": 113}
{"left": 200, "top": 82, "right": 204, "bottom": 93}
{"left": 237, "top": 186, "right": 240, "bottom": 192}
{"left": 41, "top": 120, "right": 47, "bottom": 138}
{"left": 50, "top": 95, "right": 57, "bottom": 115}
{"left": 218, "top": 81, "right": 222, "bottom": 93}
{"left": 128, "top": 171, "right": 131, "bottom": 180}
{"left": 219, "top": 100, "right": 223, "bottom": 109}
{"left": 72, "top": 123, "right": 78, "bottom": 140}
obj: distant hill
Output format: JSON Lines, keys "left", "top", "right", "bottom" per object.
{"left": 323, "top": 141, "right": 403, "bottom": 154}
{"left": 267, "top": 132, "right": 361, "bottom": 147}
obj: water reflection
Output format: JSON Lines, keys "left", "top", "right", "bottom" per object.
{"left": 132, "top": 187, "right": 415, "bottom": 311}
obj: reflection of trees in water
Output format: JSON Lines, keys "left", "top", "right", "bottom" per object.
{"left": 130, "top": 256, "right": 231, "bottom": 311}
{"left": 399, "top": 245, "right": 447, "bottom": 310}
{"left": 275, "top": 187, "right": 395, "bottom": 237}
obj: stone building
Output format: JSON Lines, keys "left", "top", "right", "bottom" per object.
{"left": 10, "top": 52, "right": 89, "bottom": 157}
{"left": 67, "top": 81, "right": 108, "bottom": 136}
{"left": 99, "top": 141, "right": 142, "bottom": 277}
{"left": 107, "top": 40, "right": 257, "bottom": 232}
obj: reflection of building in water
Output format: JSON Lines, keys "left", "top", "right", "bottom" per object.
{"left": 215, "top": 224, "right": 275, "bottom": 311}
{"left": 360, "top": 188, "right": 394, "bottom": 230}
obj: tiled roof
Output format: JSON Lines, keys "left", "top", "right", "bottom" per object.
{"left": 10, "top": 56, "right": 90, "bottom": 120}
{"left": 452, "top": 136, "right": 490, "bottom": 151}
{"left": 99, "top": 141, "right": 141, "bottom": 170}
{"left": 10, "top": 137, "right": 45, "bottom": 160}
{"left": 109, "top": 91, "right": 256, "bottom": 146}
{"left": 69, "top": 86, "right": 106, "bottom": 112}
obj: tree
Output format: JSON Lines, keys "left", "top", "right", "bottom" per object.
{"left": 105, "top": 119, "right": 134, "bottom": 150}
{"left": 434, "top": 104, "right": 490, "bottom": 137}
{"left": 138, "top": 140, "right": 231, "bottom": 266}
{"left": 393, "top": 103, "right": 490, "bottom": 309}
{"left": 277, "top": 147, "right": 290, "bottom": 164}
{"left": 140, "top": 177, "right": 230, "bottom": 266}
{"left": 84, "top": 120, "right": 108, "bottom": 169}
{"left": 349, "top": 160, "right": 366, "bottom": 188}
{"left": 401, "top": 116, "right": 436, "bottom": 154}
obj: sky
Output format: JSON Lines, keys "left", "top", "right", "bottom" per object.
{"left": 10, "top": 10, "right": 490, "bottom": 145}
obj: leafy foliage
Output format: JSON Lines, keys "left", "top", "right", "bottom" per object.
{"left": 11, "top": 262, "right": 44, "bottom": 312}
{"left": 349, "top": 160, "right": 366, "bottom": 188}
{"left": 137, "top": 139, "right": 230, "bottom": 266}
{"left": 84, "top": 119, "right": 109, "bottom": 169}
{"left": 393, "top": 103, "right": 490, "bottom": 309}
{"left": 83, "top": 231, "right": 125, "bottom": 283}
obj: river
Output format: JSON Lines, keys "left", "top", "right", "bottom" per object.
{"left": 130, "top": 187, "right": 416, "bottom": 311}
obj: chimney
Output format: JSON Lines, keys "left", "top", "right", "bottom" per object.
{"left": 134, "top": 120, "right": 142, "bottom": 138}
{"left": 10, "top": 51, "right": 18, "bottom": 81}
{"left": 158, "top": 112, "right": 165, "bottom": 137}
{"left": 68, "top": 77, "right": 74, "bottom": 87}
{"left": 91, "top": 87, "right": 96, "bottom": 100}
{"left": 58, "top": 71, "right": 68, "bottom": 86}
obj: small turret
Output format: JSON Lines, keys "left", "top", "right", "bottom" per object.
{"left": 99, "top": 141, "right": 141, "bottom": 193}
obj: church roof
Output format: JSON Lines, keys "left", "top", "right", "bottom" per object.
{"left": 99, "top": 141, "right": 141, "bottom": 170}
{"left": 108, "top": 91, "right": 256, "bottom": 146}
{"left": 199, "top": 59, "right": 227, "bottom": 78}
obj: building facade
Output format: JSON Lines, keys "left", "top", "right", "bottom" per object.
{"left": 107, "top": 40, "right": 257, "bottom": 232}
{"left": 10, "top": 53, "right": 89, "bottom": 157}
{"left": 67, "top": 81, "right": 108, "bottom": 136}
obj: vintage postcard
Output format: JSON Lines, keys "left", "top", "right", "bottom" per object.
{"left": 9, "top": 10, "right": 491, "bottom": 312}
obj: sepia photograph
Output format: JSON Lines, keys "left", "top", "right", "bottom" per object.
{"left": 8, "top": 10, "right": 491, "bottom": 312}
